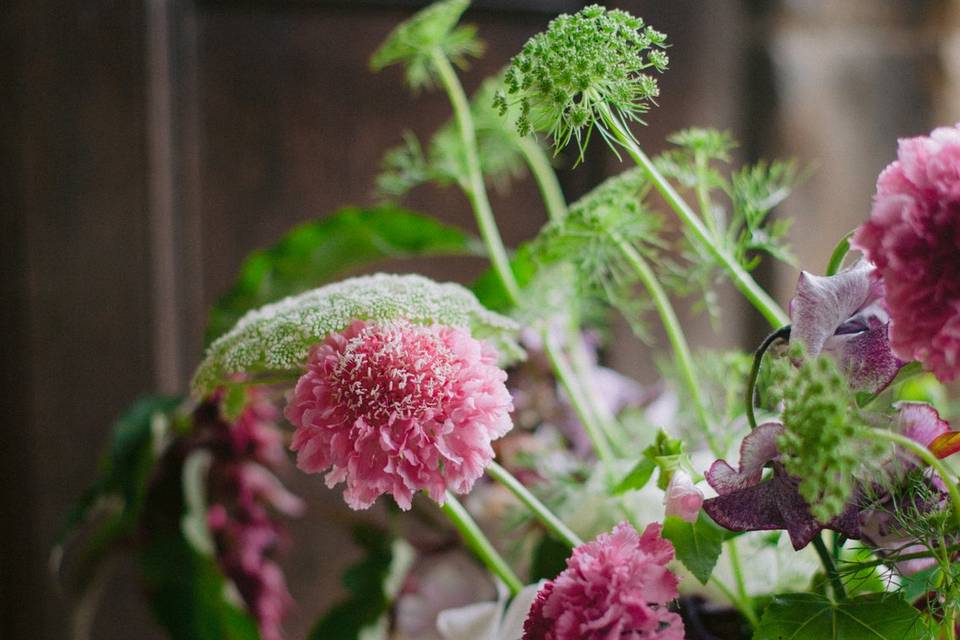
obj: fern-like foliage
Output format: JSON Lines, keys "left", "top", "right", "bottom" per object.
{"left": 370, "top": 0, "right": 483, "bottom": 91}
{"left": 193, "top": 273, "right": 522, "bottom": 394}
{"left": 376, "top": 76, "right": 529, "bottom": 198}
{"left": 655, "top": 128, "right": 801, "bottom": 318}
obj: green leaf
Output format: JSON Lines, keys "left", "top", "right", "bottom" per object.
{"left": 471, "top": 242, "right": 539, "bottom": 313}
{"left": 755, "top": 593, "right": 926, "bottom": 640}
{"left": 661, "top": 513, "right": 725, "bottom": 585}
{"left": 205, "top": 206, "right": 482, "bottom": 344}
{"left": 309, "top": 525, "right": 414, "bottom": 640}
{"left": 612, "top": 458, "right": 656, "bottom": 495}
{"left": 55, "top": 395, "right": 182, "bottom": 588}
{"left": 141, "top": 531, "right": 260, "bottom": 640}
{"left": 194, "top": 273, "right": 522, "bottom": 394}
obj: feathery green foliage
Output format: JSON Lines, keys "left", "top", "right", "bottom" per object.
{"left": 370, "top": 0, "right": 482, "bottom": 90}
{"left": 771, "top": 345, "right": 885, "bottom": 522}
{"left": 377, "top": 76, "right": 528, "bottom": 197}
{"left": 497, "top": 4, "right": 668, "bottom": 157}
{"left": 533, "top": 167, "right": 661, "bottom": 338}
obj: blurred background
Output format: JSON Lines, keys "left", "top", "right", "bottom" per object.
{"left": 3, "top": 0, "right": 959, "bottom": 638}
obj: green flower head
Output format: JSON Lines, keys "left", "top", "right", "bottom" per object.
{"left": 498, "top": 4, "right": 668, "bottom": 156}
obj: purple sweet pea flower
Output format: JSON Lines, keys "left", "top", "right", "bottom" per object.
{"left": 701, "top": 423, "right": 861, "bottom": 550}
{"left": 790, "top": 261, "right": 903, "bottom": 393}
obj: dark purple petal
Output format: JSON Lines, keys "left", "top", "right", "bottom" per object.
{"left": 703, "top": 463, "right": 862, "bottom": 550}
{"left": 790, "top": 262, "right": 876, "bottom": 356}
{"left": 705, "top": 423, "right": 783, "bottom": 495}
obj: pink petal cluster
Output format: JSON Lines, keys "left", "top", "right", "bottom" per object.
{"left": 663, "top": 471, "right": 704, "bottom": 523}
{"left": 523, "top": 523, "right": 684, "bottom": 640}
{"left": 287, "top": 319, "right": 513, "bottom": 510}
{"left": 198, "top": 390, "right": 304, "bottom": 640}
{"left": 852, "top": 124, "right": 960, "bottom": 382}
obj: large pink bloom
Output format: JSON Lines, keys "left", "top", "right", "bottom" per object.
{"left": 523, "top": 523, "right": 684, "bottom": 640}
{"left": 286, "top": 320, "right": 513, "bottom": 510}
{"left": 852, "top": 124, "right": 960, "bottom": 381}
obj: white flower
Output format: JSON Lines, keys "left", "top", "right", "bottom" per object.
{"left": 436, "top": 582, "right": 542, "bottom": 640}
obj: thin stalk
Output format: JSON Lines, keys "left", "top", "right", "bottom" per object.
{"left": 871, "top": 429, "right": 960, "bottom": 529}
{"left": 612, "top": 232, "right": 720, "bottom": 455}
{"left": 566, "top": 328, "right": 630, "bottom": 455}
{"left": 694, "top": 149, "right": 719, "bottom": 238}
{"left": 812, "top": 534, "right": 847, "bottom": 600}
{"left": 518, "top": 135, "right": 567, "bottom": 223}
{"left": 486, "top": 461, "right": 583, "bottom": 548}
{"left": 745, "top": 325, "right": 792, "bottom": 431}
{"left": 711, "top": 573, "right": 760, "bottom": 629}
{"left": 441, "top": 492, "right": 523, "bottom": 595}
{"left": 431, "top": 50, "right": 520, "bottom": 305}
{"left": 596, "top": 102, "right": 789, "bottom": 328}
{"left": 542, "top": 330, "right": 617, "bottom": 480}
{"left": 725, "top": 539, "right": 754, "bottom": 620}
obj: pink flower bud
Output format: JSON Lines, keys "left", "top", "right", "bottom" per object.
{"left": 663, "top": 471, "right": 704, "bottom": 523}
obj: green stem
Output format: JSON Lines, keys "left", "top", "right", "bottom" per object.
{"left": 596, "top": 103, "right": 789, "bottom": 328}
{"left": 486, "top": 462, "right": 583, "bottom": 548}
{"left": 694, "top": 149, "right": 719, "bottom": 238}
{"left": 826, "top": 230, "right": 855, "bottom": 276}
{"left": 441, "top": 492, "right": 523, "bottom": 595}
{"left": 711, "top": 573, "right": 760, "bottom": 629}
{"left": 725, "top": 539, "right": 754, "bottom": 617}
{"left": 566, "top": 328, "right": 630, "bottom": 455}
{"left": 871, "top": 428, "right": 960, "bottom": 529}
{"left": 518, "top": 135, "right": 567, "bottom": 223}
{"left": 812, "top": 534, "right": 847, "bottom": 600}
{"left": 612, "top": 232, "right": 720, "bottom": 455}
{"left": 431, "top": 49, "right": 520, "bottom": 305}
{"left": 542, "top": 330, "right": 617, "bottom": 480}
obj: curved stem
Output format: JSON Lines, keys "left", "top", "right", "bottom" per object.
{"left": 812, "top": 534, "right": 847, "bottom": 600}
{"left": 566, "top": 329, "right": 629, "bottom": 455}
{"left": 596, "top": 103, "right": 789, "bottom": 328}
{"left": 870, "top": 429, "right": 960, "bottom": 529}
{"left": 431, "top": 50, "right": 520, "bottom": 305}
{"left": 725, "top": 539, "right": 753, "bottom": 615}
{"left": 486, "top": 462, "right": 583, "bottom": 548}
{"left": 441, "top": 492, "right": 523, "bottom": 595}
{"left": 826, "top": 230, "right": 855, "bottom": 276}
{"left": 711, "top": 574, "right": 760, "bottom": 629}
{"left": 543, "top": 330, "right": 617, "bottom": 482}
{"left": 745, "top": 325, "right": 792, "bottom": 431}
{"left": 612, "top": 232, "right": 720, "bottom": 455}
{"left": 518, "top": 135, "right": 567, "bottom": 223}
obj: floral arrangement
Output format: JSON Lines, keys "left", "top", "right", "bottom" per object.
{"left": 56, "top": 3, "right": 960, "bottom": 639}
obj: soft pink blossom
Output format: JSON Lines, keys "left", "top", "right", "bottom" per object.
{"left": 286, "top": 320, "right": 513, "bottom": 510}
{"left": 852, "top": 124, "right": 960, "bottom": 382}
{"left": 663, "top": 471, "right": 704, "bottom": 523}
{"left": 522, "top": 522, "right": 684, "bottom": 640}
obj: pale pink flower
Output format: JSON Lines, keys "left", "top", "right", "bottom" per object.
{"left": 663, "top": 471, "right": 704, "bottom": 523}
{"left": 287, "top": 320, "right": 513, "bottom": 510}
{"left": 852, "top": 124, "right": 960, "bottom": 382}
{"left": 522, "top": 522, "right": 684, "bottom": 640}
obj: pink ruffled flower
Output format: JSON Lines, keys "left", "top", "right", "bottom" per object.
{"left": 522, "top": 523, "right": 684, "bottom": 640}
{"left": 287, "top": 320, "right": 513, "bottom": 510}
{"left": 852, "top": 124, "right": 960, "bottom": 382}
{"left": 663, "top": 471, "right": 704, "bottom": 523}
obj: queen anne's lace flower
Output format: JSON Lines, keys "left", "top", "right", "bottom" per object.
{"left": 287, "top": 319, "right": 513, "bottom": 510}
{"left": 853, "top": 124, "right": 960, "bottom": 382}
{"left": 522, "top": 523, "right": 684, "bottom": 640}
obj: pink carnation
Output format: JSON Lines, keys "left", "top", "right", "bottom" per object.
{"left": 852, "top": 124, "right": 960, "bottom": 381}
{"left": 286, "top": 319, "right": 513, "bottom": 510}
{"left": 523, "top": 523, "right": 684, "bottom": 640}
